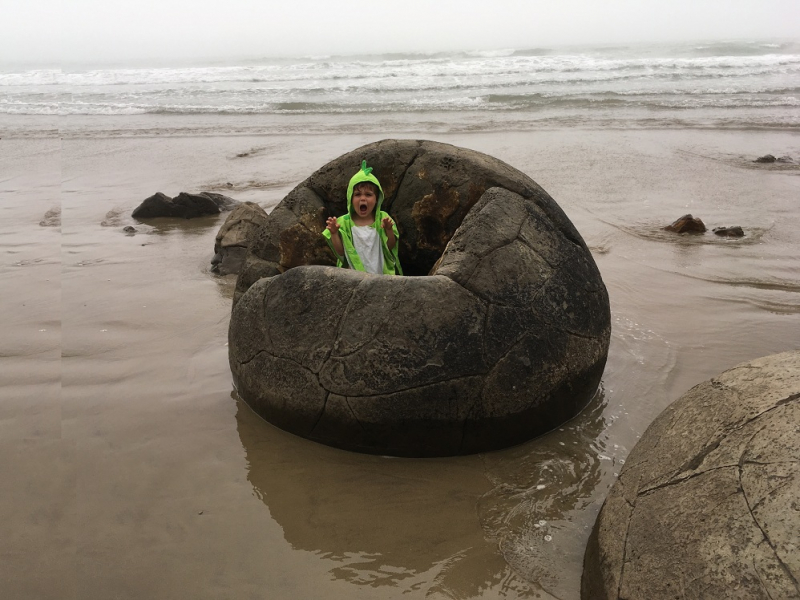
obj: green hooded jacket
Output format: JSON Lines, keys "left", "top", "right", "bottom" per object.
{"left": 322, "top": 161, "right": 403, "bottom": 275}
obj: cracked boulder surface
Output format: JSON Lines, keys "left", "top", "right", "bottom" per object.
{"left": 582, "top": 350, "right": 800, "bottom": 600}
{"left": 229, "top": 139, "right": 610, "bottom": 457}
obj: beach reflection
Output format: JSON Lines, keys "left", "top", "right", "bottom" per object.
{"left": 235, "top": 386, "right": 608, "bottom": 599}
{"left": 477, "top": 390, "right": 610, "bottom": 598}
{"left": 122, "top": 214, "right": 223, "bottom": 236}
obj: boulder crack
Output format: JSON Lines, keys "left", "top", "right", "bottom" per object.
{"left": 309, "top": 392, "right": 331, "bottom": 434}
{"left": 739, "top": 470, "right": 800, "bottom": 591}
{"left": 344, "top": 397, "right": 367, "bottom": 433}
{"left": 327, "top": 372, "right": 485, "bottom": 399}
{"left": 462, "top": 260, "right": 554, "bottom": 308}
{"left": 752, "top": 557, "right": 777, "bottom": 600}
{"left": 239, "top": 349, "right": 268, "bottom": 367}
{"left": 386, "top": 146, "right": 423, "bottom": 209}
{"left": 617, "top": 500, "right": 636, "bottom": 600}
{"left": 643, "top": 389, "right": 799, "bottom": 490}
{"left": 318, "top": 279, "right": 364, "bottom": 369}
{"left": 239, "top": 346, "right": 321, "bottom": 386}
{"left": 480, "top": 303, "right": 491, "bottom": 366}
{"left": 557, "top": 327, "right": 605, "bottom": 341}
{"left": 750, "top": 476, "right": 794, "bottom": 512}
{"left": 737, "top": 420, "right": 800, "bottom": 593}
{"left": 637, "top": 464, "right": 738, "bottom": 497}
{"left": 514, "top": 222, "right": 562, "bottom": 271}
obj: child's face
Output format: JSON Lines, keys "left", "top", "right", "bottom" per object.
{"left": 352, "top": 183, "right": 378, "bottom": 219}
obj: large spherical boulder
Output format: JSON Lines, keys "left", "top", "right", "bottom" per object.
{"left": 229, "top": 139, "right": 610, "bottom": 456}
{"left": 582, "top": 350, "right": 800, "bottom": 599}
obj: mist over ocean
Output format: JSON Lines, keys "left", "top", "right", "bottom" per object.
{"left": 2, "top": 40, "right": 799, "bottom": 133}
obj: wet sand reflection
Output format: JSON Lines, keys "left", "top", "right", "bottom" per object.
{"left": 236, "top": 388, "right": 609, "bottom": 599}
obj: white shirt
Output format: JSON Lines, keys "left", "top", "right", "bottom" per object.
{"left": 349, "top": 225, "right": 383, "bottom": 274}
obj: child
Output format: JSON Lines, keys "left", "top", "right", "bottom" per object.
{"left": 322, "top": 160, "right": 403, "bottom": 275}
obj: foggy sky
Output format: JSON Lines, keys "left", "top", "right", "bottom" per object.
{"left": 5, "top": 0, "right": 800, "bottom": 64}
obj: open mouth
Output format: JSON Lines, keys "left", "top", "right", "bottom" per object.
{"left": 357, "top": 202, "right": 368, "bottom": 215}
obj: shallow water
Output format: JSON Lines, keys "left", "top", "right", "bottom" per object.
{"left": 1, "top": 126, "right": 799, "bottom": 599}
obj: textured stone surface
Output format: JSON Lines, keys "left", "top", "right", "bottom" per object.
{"left": 755, "top": 154, "right": 777, "bottom": 163}
{"left": 713, "top": 225, "right": 745, "bottom": 238}
{"left": 664, "top": 213, "right": 707, "bottom": 234}
{"left": 582, "top": 350, "right": 800, "bottom": 600}
{"left": 132, "top": 191, "right": 238, "bottom": 219}
{"left": 229, "top": 139, "right": 610, "bottom": 456}
{"left": 39, "top": 207, "right": 61, "bottom": 227}
{"left": 211, "top": 201, "right": 269, "bottom": 275}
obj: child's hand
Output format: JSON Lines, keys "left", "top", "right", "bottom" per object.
{"left": 326, "top": 217, "right": 341, "bottom": 236}
{"left": 381, "top": 216, "right": 394, "bottom": 232}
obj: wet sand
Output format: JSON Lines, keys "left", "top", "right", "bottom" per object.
{"left": 2, "top": 126, "right": 799, "bottom": 599}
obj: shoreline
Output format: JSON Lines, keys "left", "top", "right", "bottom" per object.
{"left": 3, "top": 110, "right": 800, "bottom": 140}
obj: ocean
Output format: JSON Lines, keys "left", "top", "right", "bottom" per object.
{"left": 2, "top": 40, "right": 799, "bottom": 136}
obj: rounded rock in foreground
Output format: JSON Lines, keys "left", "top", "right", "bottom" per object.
{"left": 229, "top": 140, "right": 610, "bottom": 456}
{"left": 582, "top": 350, "right": 800, "bottom": 600}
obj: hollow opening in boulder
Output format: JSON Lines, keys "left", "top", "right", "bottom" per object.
{"left": 322, "top": 192, "right": 466, "bottom": 277}
{"left": 236, "top": 140, "right": 554, "bottom": 302}
{"left": 321, "top": 183, "right": 473, "bottom": 278}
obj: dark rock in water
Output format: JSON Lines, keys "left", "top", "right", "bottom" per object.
{"left": 754, "top": 154, "right": 776, "bottom": 163}
{"left": 132, "top": 191, "right": 239, "bottom": 219}
{"left": 712, "top": 225, "right": 744, "bottom": 237}
{"left": 39, "top": 207, "right": 61, "bottom": 227}
{"left": 229, "top": 139, "right": 611, "bottom": 457}
{"left": 582, "top": 350, "right": 800, "bottom": 600}
{"left": 776, "top": 155, "right": 794, "bottom": 164}
{"left": 211, "top": 202, "right": 269, "bottom": 275}
{"left": 664, "top": 213, "right": 706, "bottom": 233}
{"left": 122, "top": 226, "right": 137, "bottom": 234}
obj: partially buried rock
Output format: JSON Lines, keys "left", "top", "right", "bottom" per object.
{"left": 754, "top": 154, "right": 776, "bottom": 163}
{"left": 211, "top": 201, "right": 269, "bottom": 275}
{"left": 132, "top": 191, "right": 239, "bottom": 219}
{"left": 713, "top": 225, "right": 744, "bottom": 237}
{"left": 582, "top": 350, "right": 800, "bottom": 600}
{"left": 776, "top": 155, "right": 794, "bottom": 164}
{"left": 39, "top": 207, "right": 61, "bottom": 227}
{"left": 122, "top": 226, "right": 137, "bottom": 234}
{"left": 229, "top": 139, "right": 611, "bottom": 457}
{"left": 664, "top": 213, "right": 706, "bottom": 233}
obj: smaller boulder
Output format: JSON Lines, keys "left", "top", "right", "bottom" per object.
{"left": 132, "top": 192, "right": 239, "bottom": 219}
{"left": 712, "top": 225, "right": 744, "bottom": 238}
{"left": 664, "top": 214, "right": 706, "bottom": 234}
{"left": 211, "top": 201, "right": 269, "bottom": 275}
{"left": 122, "top": 226, "right": 137, "bottom": 234}
{"left": 776, "top": 155, "right": 794, "bottom": 164}
{"left": 754, "top": 154, "right": 776, "bottom": 163}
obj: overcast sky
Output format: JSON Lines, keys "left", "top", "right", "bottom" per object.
{"left": 4, "top": 0, "right": 800, "bottom": 64}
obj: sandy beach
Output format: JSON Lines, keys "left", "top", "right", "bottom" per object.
{"left": 2, "top": 122, "right": 799, "bottom": 599}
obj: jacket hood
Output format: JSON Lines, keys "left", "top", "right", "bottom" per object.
{"left": 347, "top": 160, "right": 384, "bottom": 220}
